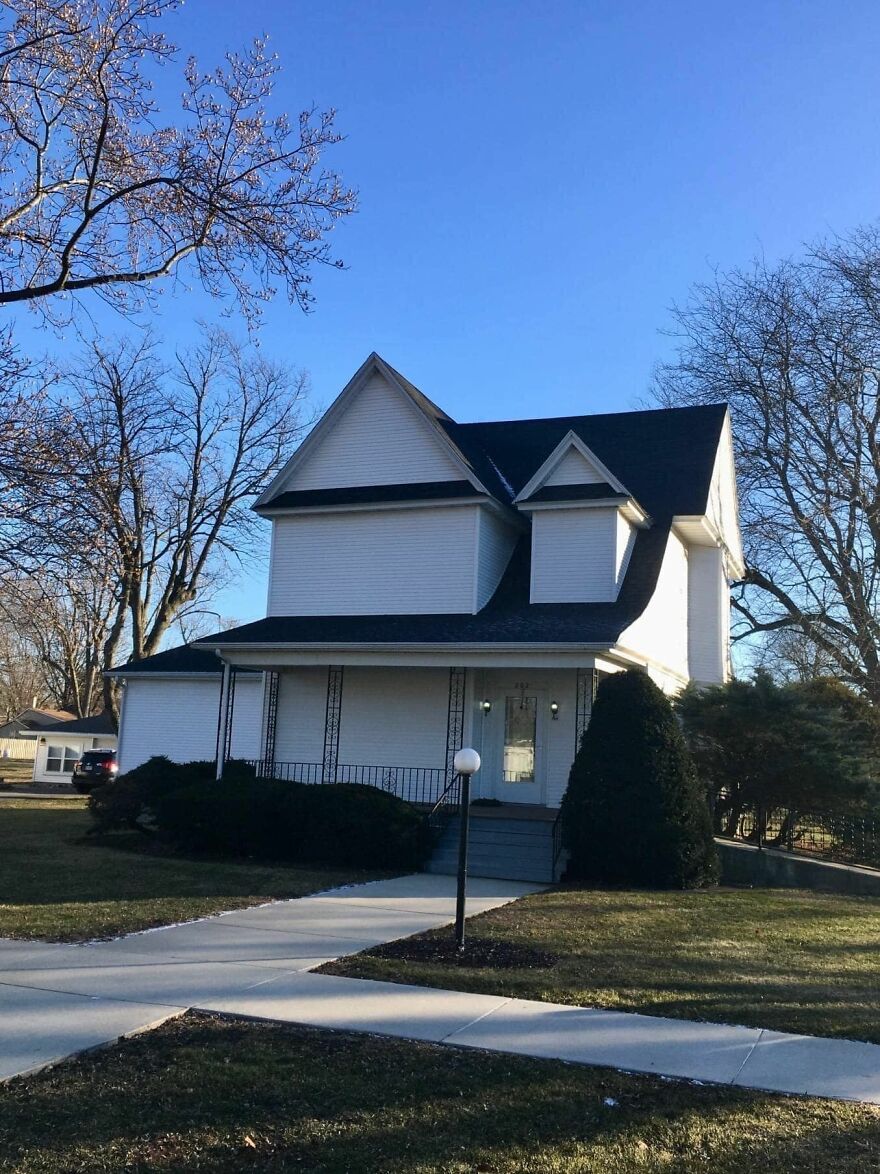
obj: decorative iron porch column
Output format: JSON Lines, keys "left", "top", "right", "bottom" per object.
{"left": 574, "top": 667, "right": 598, "bottom": 756}
{"left": 322, "top": 666, "right": 344, "bottom": 783}
{"left": 262, "top": 670, "right": 280, "bottom": 774}
{"left": 215, "top": 661, "right": 236, "bottom": 780}
{"left": 445, "top": 667, "right": 467, "bottom": 785}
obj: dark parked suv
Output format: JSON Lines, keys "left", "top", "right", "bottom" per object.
{"left": 72, "top": 749, "right": 118, "bottom": 793}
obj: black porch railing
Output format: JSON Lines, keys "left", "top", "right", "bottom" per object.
{"left": 246, "top": 760, "right": 449, "bottom": 806}
{"left": 716, "top": 802, "right": 880, "bottom": 871}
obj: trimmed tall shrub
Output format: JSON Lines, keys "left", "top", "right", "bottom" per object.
{"left": 561, "top": 670, "right": 718, "bottom": 888}
{"left": 88, "top": 756, "right": 256, "bottom": 834}
{"left": 154, "top": 779, "right": 431, "bottom": 871}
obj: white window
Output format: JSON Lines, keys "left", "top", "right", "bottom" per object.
{"left": 503, "top": 695, "right": 537, "bottom": 783}
{"left": 46, "top": 745, "right": 79, "bottom": 773}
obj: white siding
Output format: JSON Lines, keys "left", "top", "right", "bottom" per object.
{"left": 688, "top": 545, "right": 729, "bottom": 684}
{"left": 117, "top": 676, "right": 262, "bottom": 773}
{"left": 619, "top": 530, "right": 690, "bottom": 681}
{"left": 530, "top": 507, "right": 619, "bottom": 603}
{"left": 476, "top": 508, "right": 518, "bottom": 610}
{"left": 543, "top": 446, "right": 605, "bottom": 486}
{"left": 268, "top": 505, "right": 479, "bottom": 615}
{"left": 615, "top": 513, "right": 636, "bottom": 588}
{"left": 273, "top": 666, "right": 450, "bottom": 770}
{"left": 274, "top": 668, "right": 327, "bottom": 763}
{"left": 284, "top": 373, "right": 462, "bottom": 491}
{"left": 706, "top": 414, "right": 743, "bottom": 569}
{"left": 337, "top": 667, "right": 449, "bottom": 768}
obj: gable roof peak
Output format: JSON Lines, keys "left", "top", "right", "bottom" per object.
{"left": 253, "top": 353, "right": 491, "bottom": 510}
{"left": 514, "top": 429, "right": 631, "bottom": 503}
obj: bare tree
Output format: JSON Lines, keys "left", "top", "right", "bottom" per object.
{"left": 0, "top": 331, "right": 63, "bottom": 575}
{"left": 34, "top": 327, "right": 311, "bottom": 708}
{"left": 0, "top": 0, "right": 355, "bottom": 320}
{"left": 0, "top": 612, "right": 52, "bottom": 719}
{"left": 0, "top": 570, "right": 117, "bottom": 715}
{"left": 655, "top": 228, "right": 880, "bottom": 700}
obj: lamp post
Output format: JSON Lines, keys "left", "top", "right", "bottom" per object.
{"left": 452, "top": 747, "right": 481, "bottom": 951}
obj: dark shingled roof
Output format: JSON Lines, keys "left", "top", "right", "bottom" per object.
{"left": 107, "top": 644, "right": 260, "bottom": 677}
{"left": 39, "top": 711, "right": 117, "bottom": 737}
{"left": 441, "top": 403, "right": 726, "bottom": 517}
{"left": 263, "top": 481, "right": 485, "bottom": 510}
{"left": 124, "top": 397, "right": 730, "bottom": 667}
{"left": 199, "top": 522, "right": 671, "bottom": 650}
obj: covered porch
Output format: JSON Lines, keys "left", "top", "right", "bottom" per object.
{"left": 214, "top": 655, "right": 612, "bottom": 811}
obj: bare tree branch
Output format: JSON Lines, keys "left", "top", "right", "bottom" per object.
{"left": 0, "top": 0, "right": 356, "bottom": 322}
{"left": 655, "top": 228, "right": 880, "bottom": 698}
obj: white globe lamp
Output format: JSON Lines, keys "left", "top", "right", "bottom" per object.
{"left": 453, "top": 747, "right": 481, "bottom": 777}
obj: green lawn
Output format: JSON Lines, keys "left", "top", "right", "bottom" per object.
{"left": 1, "top": 1013, "right": 878, "bottom": 1173}
{"left": 0, "top": 799, "right": 390, "bottom": 942}
{"left": 323, "top": 885, "right": 880, "bottom": 1043}
{"left": 0, "top": 758, "right": 35, "bottom": 784}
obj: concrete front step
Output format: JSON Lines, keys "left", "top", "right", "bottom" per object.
{"left": 429, "top": 810, "right": 559, "bottom": 883}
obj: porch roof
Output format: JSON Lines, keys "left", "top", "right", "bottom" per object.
{"left": 105, "top": 644, "right": 262, "bottom": 678}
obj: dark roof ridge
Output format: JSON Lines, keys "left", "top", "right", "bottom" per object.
{"left": 454, "top": 401, "right": 728, "bottom": 430}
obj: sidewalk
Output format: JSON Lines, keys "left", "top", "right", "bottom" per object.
{"left": 1, "top": 873, "right": 879, "bottom": 1104}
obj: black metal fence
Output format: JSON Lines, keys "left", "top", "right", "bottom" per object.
{"left": 716, "top": 802, "right": 880, "bottom": 871}
{"left": 246, "top": 760, "right": 449, "bottom": 806}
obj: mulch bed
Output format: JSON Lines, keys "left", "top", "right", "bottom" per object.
{"left": 363, "top": 934, "right": 559, "bottom": 970}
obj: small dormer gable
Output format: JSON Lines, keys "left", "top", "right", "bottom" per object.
{"left": 543, "top": 443, "right": 606, "bottom": 487}
{"left": 514, "top": 431, "right": 630, "bottom": 504}
{"left": 256, "top": 354, "right": 486, "bottom": 508}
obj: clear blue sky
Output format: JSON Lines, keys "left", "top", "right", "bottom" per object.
{"left": 13, "top": 1, "right": 880, "bottom": 626}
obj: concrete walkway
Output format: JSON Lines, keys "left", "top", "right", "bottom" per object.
{"left": 1, "top": 873, "right": 879, "bottom": 1105}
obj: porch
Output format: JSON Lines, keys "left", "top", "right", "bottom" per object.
{"left": 219, "top": 663, "right": 603, "bottom": 810}
{"left": 216, "top": 662, "right": 600, "bottom": 883}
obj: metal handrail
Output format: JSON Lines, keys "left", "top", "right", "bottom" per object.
{"left": 551, "top": 807, "right": 565, "bottom": 881}
{"left": 425, "top": 773, "right": 461, "bottom": 839}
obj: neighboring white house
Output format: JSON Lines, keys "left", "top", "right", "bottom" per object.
{"left": 0, "top": 705, "right": 75, "bottom": 761}
{"left": 108, "top": 352, "right": 743, "bottom": 812}
{"left": 22, "top": 712, "right": 118, "bottom": 784}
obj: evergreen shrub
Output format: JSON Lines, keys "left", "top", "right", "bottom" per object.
{"left": 560, "top": 669, "right": 718, "bottom": 888}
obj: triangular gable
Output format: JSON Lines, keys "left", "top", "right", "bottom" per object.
{"left": 514, "top": 430, "right": 631, "bottom": 503}
{"left": 255, "top": 354, "right": 490, "bottom": 507}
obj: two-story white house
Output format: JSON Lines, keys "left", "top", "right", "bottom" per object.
{"left": 109, "top": 353, "right": 742, "bottom": 878}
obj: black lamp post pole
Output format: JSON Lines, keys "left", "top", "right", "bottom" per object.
{"left": 454, "top": 770, "right": 471, "bottom": 951}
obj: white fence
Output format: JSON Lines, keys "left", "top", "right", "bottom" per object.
{"left": 0, "top": 738, "right": 36, "bottom": 760}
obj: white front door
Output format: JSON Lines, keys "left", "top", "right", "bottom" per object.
{"left": 486, "top": 689, "right": 546, "bottom": 804}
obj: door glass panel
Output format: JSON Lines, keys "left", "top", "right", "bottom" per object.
{"left": 503, "top": 695, "right": 537, "bottom": 782}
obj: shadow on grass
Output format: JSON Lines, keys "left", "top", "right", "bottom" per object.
{"left": 1, "top": 1014, "right": 878, "bottom": 1173}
